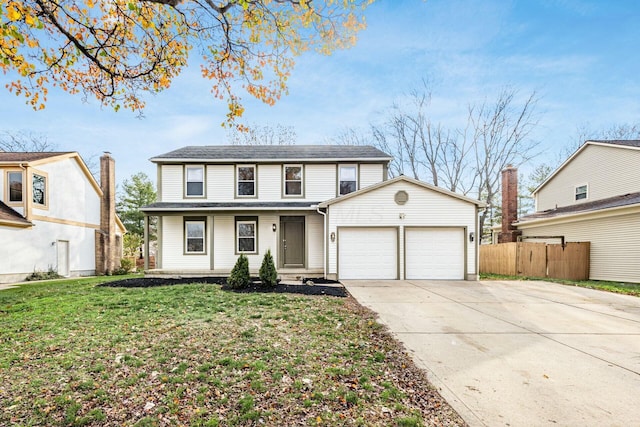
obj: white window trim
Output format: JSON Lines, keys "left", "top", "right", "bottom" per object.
{"left": 574, "top": 183, "right": 588, "bottom": 201}
{"left": 236, "top": 164, "right": 256, "bottom": 198}
{"left": 184, "top": 165, "right": 205, "bottom": 198}
{"left": 283, "top": 164, "right": 304, "bottom": 197}
{"left": 184, "top": 219, "right": 206, "bottom": 254}
{"left": 236, "top": 220, "right": 257, "bottom": 254}
{"left": 338, "top": 164, "right": 358, "bottom": 196}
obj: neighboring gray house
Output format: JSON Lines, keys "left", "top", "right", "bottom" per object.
{"left": 515, "top": 140, "right": 640, "bottom": 283}
{"left": 141, "top": 145, "right": 485, "bottom": 280}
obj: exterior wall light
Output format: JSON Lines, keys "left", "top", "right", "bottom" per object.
{"left": 330, "top": 232, "right": 336, "bottom": 242}
{"left": 469, "top": 232, "right": 475, "bottom": 242}
{"left": 272, "top": 224, "right": 277, "bottom": 232}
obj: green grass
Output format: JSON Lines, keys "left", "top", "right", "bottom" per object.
{"left": 0, "top": 276, "right": 457, "bottom": 426}
{"left": 481, "top": 273, "right": 640, "bottom": 296}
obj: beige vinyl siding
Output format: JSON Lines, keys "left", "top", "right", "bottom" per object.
{"left": 160, "top": 216, "right": 210, "bottom": 269}
{"left": 257, "top": 164, "right": 280, "bottom": 201}
{"left": 326, "top": 180, "right": 477, "bottom": 278}
{"left": 306, "top": 213, "right": 324, "bottom": 269}
{"left": 519, "top": 211, "right": 640, "bottom": 283}
{"left": 207, "top": 165, "right": 234, "bottom": 201}
{"left": 161, "top": 165, "right": 183, "bottom": 202}
{"left": 359, "top": 163, "right": 384, "bottom": 189}
{"left": 306, "top": 164, "right": 338, "bottom": 200}
{"left": 537, "top": 145, "right": 640, "bottom": 211}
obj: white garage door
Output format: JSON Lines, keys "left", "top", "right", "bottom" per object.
{"left": 405, "top": 228, "right": 465, "bottom": 279}
{"left": 339, "top": 227, "right": 398, "bottom": 279}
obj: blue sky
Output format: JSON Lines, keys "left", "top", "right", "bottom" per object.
{"left": 1, "top": 0, "right": 639, "bottom": 186}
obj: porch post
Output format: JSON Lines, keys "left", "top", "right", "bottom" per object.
{"left": 144, "top": 215, "right": 150, "bottom": 270}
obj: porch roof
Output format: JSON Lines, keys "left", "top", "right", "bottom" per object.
{"left": 141, "top": 201, "right": 321, "bottom": 213}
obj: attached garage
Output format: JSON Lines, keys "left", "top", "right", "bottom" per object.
{"left": 338, "top": 227, "right": 398, "bottom": 279}
{"left": 405, "top": 227, "right": 465, "bottom": 280}
{"left": 320, "top": 176, "right": 484, "bottom": 281}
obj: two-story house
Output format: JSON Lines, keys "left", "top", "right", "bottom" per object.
{"left": 141, "top": 145, "right": 484, "bottom": 281}
{"left": 0, "top": 152, "right": 125, "bottom": 283}
{"left": 514, "top": 140, "right": 640, "bottom": 283}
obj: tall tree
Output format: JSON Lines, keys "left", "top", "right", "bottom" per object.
{"left": 116, "top": 172, "right": 156, "bottom": 256}
{"left": 228, "top": 123, "right": 296, "bottom": 145}
{"left": 0, "top": 131, "right": 56, "bottom": 152}
{"left": 1, "top": 0, "right": 372, "bottom": 125}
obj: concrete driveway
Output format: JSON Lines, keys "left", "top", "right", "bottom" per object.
{"left": 342, "top": 279, "right": 640, "bottom": 427}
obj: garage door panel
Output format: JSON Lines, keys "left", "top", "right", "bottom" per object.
{"left": 406, "top": 228, "right": 464, "bottom": 280}
{"left": 339, "top": 228, "right": 397, "bottom": 280}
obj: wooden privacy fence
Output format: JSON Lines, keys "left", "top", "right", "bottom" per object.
{"left": 480, "top": 242, "right": 590, "bottom": 281}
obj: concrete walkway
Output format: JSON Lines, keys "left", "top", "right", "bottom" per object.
{"left": 342, "top": 279, "right": 640, "bottom": 427}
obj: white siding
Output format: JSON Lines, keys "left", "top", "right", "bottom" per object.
{"left": 257, "top": 165, "right": 281, "bottom": 201}
{"left": 161, "top": 216, "right": 210, "bottom": 269}
{"left": 306, "top": 164, "right": 337, "bottom": 201}
{"left": 306, "top": 213, "right": 324, "bottom": 269}
{"left": 537, "top": 145, "right": 640, "bottom": 211}
{"left": 161, "top": 165, "right": 183, "bottom": 202}
{"left": 327, "top": 180, "right": 478, "bottom": 279}
{"left": 519, "top": 210, "right": 640, "bottom": 283}
{"left": 207, "top": 165, "right": 234, "bottom": 201}
{"left": 360, "top": 163, "right": 384, "bottom": 189}
{"left": 31, "top": 158, "right": 101, "bottom": 225}
{"left": 0, "top": 221, "right": 96, "bottom": 283}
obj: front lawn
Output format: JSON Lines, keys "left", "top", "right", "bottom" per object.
{"left": 0, "top": 277, "right": 463, "bottom": 426}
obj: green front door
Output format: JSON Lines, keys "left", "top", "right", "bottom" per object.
{"left": 281, "top": 216, "right": 305, "bottom": 268}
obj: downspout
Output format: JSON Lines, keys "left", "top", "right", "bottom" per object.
{"left": 315, "top": 205, "right": 327, "bottom": 280}
{"left": 17, "top": 163, "right": 30, "bottom": 220}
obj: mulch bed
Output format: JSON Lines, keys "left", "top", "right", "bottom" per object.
{"left": 98, "top": 276, "right": 347, "bottom": 297}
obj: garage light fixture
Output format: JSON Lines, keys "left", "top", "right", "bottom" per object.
{"left": 330, "top": 232, "right": 336, "bottom": 242}
{"left": 469, "top": 232, "right": 475, "bottom": 242}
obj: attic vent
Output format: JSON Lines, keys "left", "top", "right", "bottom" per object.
{"left": 395, "top": 190, "right": 409, "bottom": 205}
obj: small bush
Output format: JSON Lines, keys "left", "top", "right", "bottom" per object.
{"left": 259, "top": 249, "right": 278, "bottom": 287}
{"left": 227, "top": 254, "right": 250, "bottom": 289}
{"left": 26, "top": 267, "right": 62, "bottom": 281}
{"left": 113, "top": 258, "right": 135, "bottom": 275}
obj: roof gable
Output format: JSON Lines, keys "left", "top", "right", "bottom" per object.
{"left": 0, "top": 152, "right": 73, "bottom": 163}
{"left": 319, "top": 175, "right": 485, "bottom": 208}
{"left": 533, "top": 140, "right": 640, "bottom": 195}
{"left": 151, "top": 145, "right": 392, "bottom": 163}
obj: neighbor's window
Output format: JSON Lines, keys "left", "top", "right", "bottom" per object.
{"left": 575, "top": 184, "right": 588, "bottom": 201}
{"left": 284, "top": 165, "right": 303, "bottom": 196}
{"left": 32, "top": 173, "right": 46, "bottom": 206}
{"left": 185, "top": 219, "right": 205, "bottom": 253}
{"left": 237, "top": 219, "right": 257, "bottom": 253}
{"left": 339, "top": 165, "right": 357, "bottom": 195}
{"left": 7, "top": 171, "right": 22, "bottom": 202}
{"left": 237, "top": 165, "right": 256, "bottom": 197}
{"left": 185, "top": 165, "right": 204, "bottom": 197}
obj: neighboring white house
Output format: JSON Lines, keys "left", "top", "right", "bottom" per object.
{"left": 141, "top": 145, "right": 484, "bottom": 281}
{"left": 0, "top": 152, "right": 125, "bottom": 283}
{"left": 515, "top": 140, "right": 640, "bottom": 283}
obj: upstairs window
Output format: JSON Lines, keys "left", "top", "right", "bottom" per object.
{"left": 185, "top": 165, "right": 204, "bottom": 197}
{"left": 575, "top": 184, "right": 588, "bottom": 201}
{"left": 7, "top": 171, "right": 22, "bottom": 202}
{"left": 237, "top": 165, "right": 256, "bottom": 197}
{"left": 284, "top": 165, "right": 303, "bottom": 196}
{"left": 185, "top": 219, "right": 206, "bottom": 254}
{"left": 339, "top": 165, "right": 357, "bottom": 195}
{"left": 32, "top": 173, "right": 46, "bottom": 206}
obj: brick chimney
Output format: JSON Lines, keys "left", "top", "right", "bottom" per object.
{"left": 95, "top": 152, "right": 120, "bottom": 274}
{"left": 498, "top": 165, "right": 521, "bottom": 243}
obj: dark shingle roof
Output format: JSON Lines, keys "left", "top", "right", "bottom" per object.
{"left": 518, "top": 191, "right": 640, "bottom": 223}
{"left": 141, "top": 201, "right": 321, "bottom": 212}
{"left": 589, "top": 140, "right": 640, "bottom": 148}
{"left": 0, "top": 152, "right": 72, "bottom": 162}
{"left": 150, "top": 145, "right": 392, "bottom": 162}
{"left": 0, "top": 201, "right": 31, "bottom": 226}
